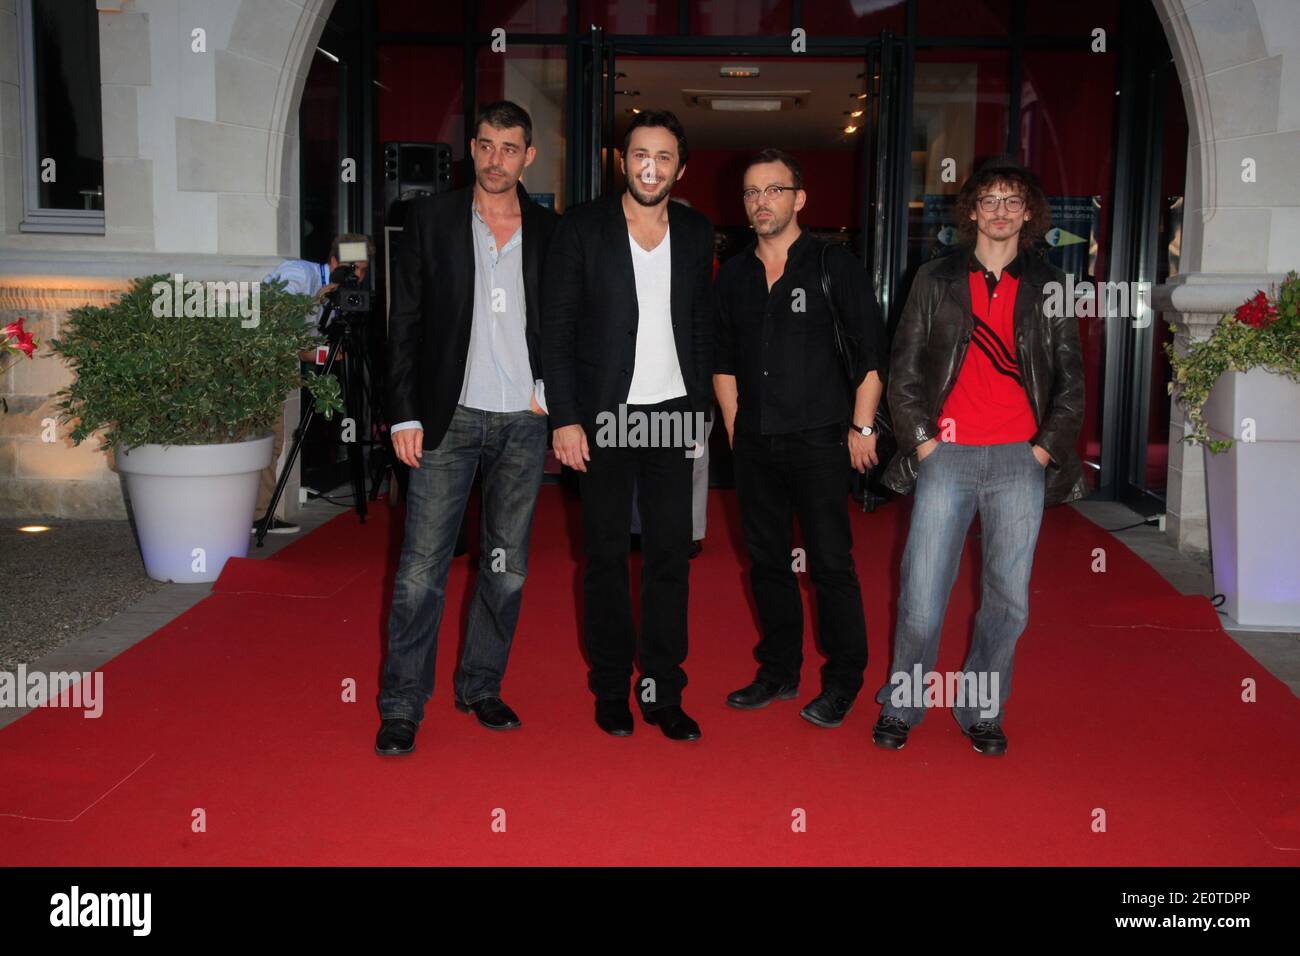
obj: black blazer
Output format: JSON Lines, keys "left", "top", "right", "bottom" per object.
{"left": 541, "top": 193, "right": 714, "bottom": 431}
{"left": 386, "top": 182, "right": 559, "bottom": 450}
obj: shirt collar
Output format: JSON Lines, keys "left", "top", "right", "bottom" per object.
{"left": 788, "top": 228, "right": 814, "bottom": 260}
{"left": 319, "top": 262, "right": 331, "bottom": 286}
{"left": 748, "top": 227, "right": 812, "bottom": 267}
{"left": 968, "top": 250, "right": 1022, "bottom": 279}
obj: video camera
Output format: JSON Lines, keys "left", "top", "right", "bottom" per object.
{"left": 326, "top": 262, "right": 371, "bottom": 315}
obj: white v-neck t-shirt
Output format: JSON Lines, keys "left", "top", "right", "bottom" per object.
{"left": 626, "top": 227, "right": 688, "bottom": 405}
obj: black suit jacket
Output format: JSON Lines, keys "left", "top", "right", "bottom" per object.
{"left": 541, "top": 193, "right": 714, "bottom": 431}
{"left": 386, "top": 182, "right": 560, "bottom": 450}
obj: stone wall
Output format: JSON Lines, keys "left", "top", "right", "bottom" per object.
{"left": 0, "top": 0, "right": 331, "bottom": 519}
{"left": 1154, "top": 0, "right": 1300, "bottom": 553}
{"left": 0, "top": 282, "right": 129, "bottom": 517}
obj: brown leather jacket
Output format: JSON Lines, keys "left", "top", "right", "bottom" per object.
{"left": 881, "top": 247, "right": 1087, "bottom": 506}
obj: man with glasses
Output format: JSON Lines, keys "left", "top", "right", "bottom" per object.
{"left": 872, "top": 157, "right": 1086, "bottom": 756}
{"left": 714, "top": 148, "right": 886, "bottom": 729}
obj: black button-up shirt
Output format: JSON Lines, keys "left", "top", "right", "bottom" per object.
{"left": 714, "top": 230, "right": 885, "bottom": 436}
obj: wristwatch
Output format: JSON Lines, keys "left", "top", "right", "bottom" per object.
{"left": 851, "top": 422, "right": 875, "bottom": 437}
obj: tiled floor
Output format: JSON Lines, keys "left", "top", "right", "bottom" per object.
{"left": 2, "top": 491, "right": 1296, "bottom": 733}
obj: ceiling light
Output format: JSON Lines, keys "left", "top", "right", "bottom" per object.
{"left": 712, "top": 99, "right": 783, "bottom": 111}
{"left": 850, "top": 109, "right": 865, "bottom": 117}
{"left": 18, "top": 525, "right": 51, "bottom": 533}
{"left": 843, "top": 125, "right": 859, "bottom": 134}
{"left": 686, "top": 90, "right": 806, "bottom": 111}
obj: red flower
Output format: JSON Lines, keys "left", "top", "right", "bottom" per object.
{"left": 1234, "top": 291, "right": 1278, "bottom": 329}
{"left": 3, "top": 316, "right": 36, "bottom": 357}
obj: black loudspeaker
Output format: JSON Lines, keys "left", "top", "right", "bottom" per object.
{"left": 383, "top": 142, "right": 452, "bottom": 222}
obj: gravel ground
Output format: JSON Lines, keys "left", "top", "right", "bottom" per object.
{"left": 0, "top": 519, "right": 161, "bottom": 671}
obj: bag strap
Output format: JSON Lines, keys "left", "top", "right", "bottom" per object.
{"left": 819, "top": 241, "right": 895, "bottom": 439}
{"left": 819, "top": 241, "right": 856, "bottom": 386}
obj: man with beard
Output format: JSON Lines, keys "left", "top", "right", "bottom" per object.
{"left": 376, "top": 101, "right": 559, "bottom": 755}
{"left": 713, "top": 148, "right": 885, "bottom": 727}
{"left": 542, "top": 110, "right": 715, "bottom": 741}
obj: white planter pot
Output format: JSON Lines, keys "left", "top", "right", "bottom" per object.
{"left": 116, "top": 434, "right": 274, "bottom": 584}
{"left": 1202, "top": 369, "right": 1300, "bottom": 629}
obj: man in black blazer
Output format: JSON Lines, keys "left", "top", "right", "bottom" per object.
{"left": 542, "top": 110, "right": 714, "bottom": 741}
{"left": 376, "top": 102, "right": 559, "bottom": 755}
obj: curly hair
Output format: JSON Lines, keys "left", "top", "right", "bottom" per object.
{"left": 954, "top": 166, "right": 1051, "bottom": 248}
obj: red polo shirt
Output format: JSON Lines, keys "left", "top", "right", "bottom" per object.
{"left": 938, "top": 254, "right": 1038, "bottom": 445}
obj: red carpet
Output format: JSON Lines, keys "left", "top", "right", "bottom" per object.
{"left": 2, "top": 487, "right": 1298, "bottom": 866}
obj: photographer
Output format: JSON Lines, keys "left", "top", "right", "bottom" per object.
{"left": 256, "top": 233, "right": 374, "bottom": 533}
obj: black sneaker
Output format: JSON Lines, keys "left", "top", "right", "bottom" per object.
{"left": 872, "top": 714, "right": 910, "bottom": 750}
{"left": 252, "top": 516, "right": 300, "bottom": 534}
{"left": 963, "top": 720, "right": 1007, "bottom": 756}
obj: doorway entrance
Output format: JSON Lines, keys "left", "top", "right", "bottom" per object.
{"left": 576, "top": 33, "right": 912, "bottom": 321}
{"left": 349, "top": 0, "right": 1188, "bottom": 508}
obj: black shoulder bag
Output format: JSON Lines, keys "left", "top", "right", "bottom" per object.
{"left": 817, "top": 242, "right": 893, "bottom": 441}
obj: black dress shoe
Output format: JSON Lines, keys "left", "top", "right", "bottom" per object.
{"left": 872, "top": 714, "right": 911, "bottom": 750}
{"left": 375, "top": 717, "right": 418, "bottom": 755}
{"left": 595, "top": 699, "right": 634, "bottom": 736}
{"left": 455, "top": 696, "right": 521, "bottom": 730}
{"left": 643, "top": 704, "right": 701, "bottom": 741}
{"left": 726, "top": 678, "right": 799, "bottom": 710}
{"left": 799, "top": 692, "right": 854, "bottom": 728}
{"left": 964, "top": 720, "right": 1007, "bottom": 756}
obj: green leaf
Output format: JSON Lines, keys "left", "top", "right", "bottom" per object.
{"left": 48, "top": 275, "right": 335, "bottom": 449}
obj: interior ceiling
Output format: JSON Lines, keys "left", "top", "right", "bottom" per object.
{"left": 614, "top": 57, "right": 868, "bottom": 152}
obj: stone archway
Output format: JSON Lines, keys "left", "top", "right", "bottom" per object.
{"left": 1150, "top": 0, "right": 1291, "bottom": 553}
{"left": 218, "top": 0, "right": 337, "bottom": 257}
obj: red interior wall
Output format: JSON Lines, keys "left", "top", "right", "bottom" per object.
{"left": 674, "top": 149, "right": 861, "bottom": 230}
{"left": 377, "top": 46, "right": 465, "bottom": 158}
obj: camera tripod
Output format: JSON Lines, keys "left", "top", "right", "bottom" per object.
{"left": 254, "top": 298, "right": 392, "bottom": 547}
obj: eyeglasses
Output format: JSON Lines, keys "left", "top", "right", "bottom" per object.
{"left": 977, "top": 194, "right": 1026, "bottom": 213}
{"left": 742, "top": 184, "right": 797, "bottom": 203}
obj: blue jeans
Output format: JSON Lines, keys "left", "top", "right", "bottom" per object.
{"left": 875, "top": 440, "right": 1045, "bottom": 728}
{"left": 379, "top": 404, "right": 548, "bottom": 723}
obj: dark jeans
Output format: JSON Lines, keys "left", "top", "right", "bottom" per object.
{"left": 580, "top": 395, "right": 694, "bottom": 711}
{"left": 875, "top": 440, "right": 1045, "bottom": 728}
{"left": 379, "top": 404, "right": 548, "bottom": 724}
{"left": 732, "top": 422, "right": 868, "bottom": 699}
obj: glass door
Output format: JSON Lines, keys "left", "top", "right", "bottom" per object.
{"left": 574, "top": 25, "right": 611, "bottom": 203}
{"left": 861, "top": 31, "right": 909, "bottom": 324}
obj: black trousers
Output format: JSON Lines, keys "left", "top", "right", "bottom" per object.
{"left": 579, "top": 396, "right": 695, "bottom": 710}
{"left": 732, "top": 422, "right": 868, "bottom": 698}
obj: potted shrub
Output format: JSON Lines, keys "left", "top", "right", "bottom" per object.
{"left": 50, "top": 275, "right": 342, "bottom": 583}
{"left": 1167, "top": 271, "right": 1300, "bottom": 629}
